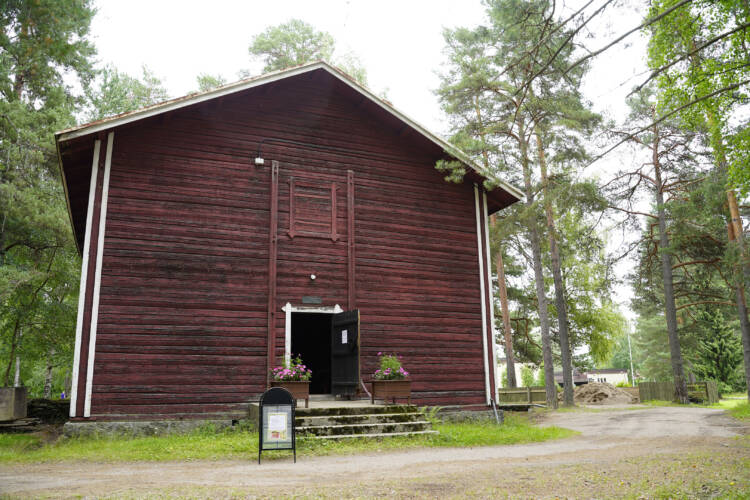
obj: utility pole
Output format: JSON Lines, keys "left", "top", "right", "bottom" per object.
{"left": 627, "top": 322, "right": 635, "bottom": 387}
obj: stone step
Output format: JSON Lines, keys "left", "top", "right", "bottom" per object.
{"left": 297, "top": 420, "right": 432, "bottom": 437}
{"left": 304, "top": 429, "right": 439, "bottom": 440}
{"left": 296, "top": 405, "right": 417, "bottom": 417}
{"left": 295, "top": 412, "right": 423, "bottom": 427}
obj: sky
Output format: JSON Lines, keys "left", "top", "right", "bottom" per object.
{"left": 90, "top": 0, "right": 648, "bottom": 134}
{"left": 89, "top": 0, "right": 650, "bottom": 324}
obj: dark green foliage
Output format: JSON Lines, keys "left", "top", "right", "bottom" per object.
{"left": 692, "top": 310, "right": 743, "bottom": 392}
{"left": 247, "top": 19, "right": 367, "bottom": 85}
{"left": 195, "top": 73, "right": 227, "bottom": 92}
{"left": 1, "top": 0, "right": 96, "bottom": 390}
{"left": 85, "top": 65, "right": 169, "bottom": 121}
{"left": 249, "top": 19, "right": 335, "bottom": 72}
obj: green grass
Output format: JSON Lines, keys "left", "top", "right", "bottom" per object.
{"left": 722, "top": 392, "right": 748, "bottom": 399}
{"left": 641, "top": 397, "right": 747, "bottom": 408}
{"left": 728, "top": 401, "right": 750, "bottom": 421}
{"left": 0, "top": 413, "right": 576, "bottom": 464}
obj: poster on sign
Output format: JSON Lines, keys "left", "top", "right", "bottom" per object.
{"left": 262, "top": 405, "right": 292, "bottom": 447}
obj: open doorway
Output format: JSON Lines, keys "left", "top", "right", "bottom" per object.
{"left": 291, "top": 312, "right": 332, "bottom": 394}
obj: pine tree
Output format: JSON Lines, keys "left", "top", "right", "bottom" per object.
{"left": 693, "top": 310, "right": 743, "bottom": 392}
{"left": 1, "top": 0, "right": 97, "bottom": 389}
{"left": 437, "top": 0, "right": 609, "bottom": 407}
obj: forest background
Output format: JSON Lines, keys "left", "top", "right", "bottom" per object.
{"left": 1, "top": 0, "right": 748, "bottom": 405}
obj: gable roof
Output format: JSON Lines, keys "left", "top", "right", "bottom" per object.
{"left": 56, "top": 61, "right": 524, "bottom": 202}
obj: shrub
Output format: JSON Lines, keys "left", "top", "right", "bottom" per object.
{"left": 521, "top": 365, "right": 535, "bottom": 387}
{"left": 536, "top": 365, "right": 546, "bottom": 387}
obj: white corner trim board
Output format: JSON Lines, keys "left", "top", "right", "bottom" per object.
{"left": 474, "top": 185, "right": 491, "bottom": 405}
{"left": 483, "top": 191, "right": 499, "bottom": 395}
{"left": 83, "top": 132, "right": 114, "bottom": 418}
{"left": 282, "top": 303, "right": 343, "bottom": 365}
{"left": 69, "top": 139, "right": 101, "bottom": 418}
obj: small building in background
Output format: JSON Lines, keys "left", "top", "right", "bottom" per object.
{"left": 586, "top": 369, "right": 629, "bottom": 386}
{"left": 554, "top": 370, "right": 589, "bottom": 387}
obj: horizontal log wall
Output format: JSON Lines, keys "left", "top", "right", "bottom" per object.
{"left": 87, "top": 71, "right": 487, "bottom": 417}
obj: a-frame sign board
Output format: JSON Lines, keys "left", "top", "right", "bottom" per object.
{"left": 258, "top": 387, "right": 296, "bottom": 464}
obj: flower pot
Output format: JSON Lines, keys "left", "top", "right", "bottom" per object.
{"left": 0, "top": 387, "right": 27, "bottom": 422}
{"left": 270, "top": 381, "right": 310, "bottom": 408}
{"left": 371, "top": 379, "right": 411, "bottom": 405}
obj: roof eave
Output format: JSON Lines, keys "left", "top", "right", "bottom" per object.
{"left": 55, "top": 137, "right": 82, "bottom": 255}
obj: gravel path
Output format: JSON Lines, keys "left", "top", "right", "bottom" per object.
{"left": 1, "top": 407, "right": 747, "bottom": 498}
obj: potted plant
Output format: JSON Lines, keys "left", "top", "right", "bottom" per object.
{"left": 270, "top": 355, "right": 312, "bottom": 408}
{"left": 371, "top": 352, "right": 411, "bottom": 404}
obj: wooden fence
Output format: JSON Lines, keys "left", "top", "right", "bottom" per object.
{"left": 638, "top": 381, "right": 719, "bottom": 404}
{"left": 497, "top": 386, "right": 547, "bottom": 405}
{"left": 620, "top": 386, "right": 640, "bottom": 402}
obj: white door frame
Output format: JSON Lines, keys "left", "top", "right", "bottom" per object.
{"left": 281, "top": 303, "right": 343, "bottom": 365}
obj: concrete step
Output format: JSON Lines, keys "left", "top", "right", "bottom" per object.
{"left": 297, "top": 419, "right": 432, "bottom": 437}
{"left": 296, "top": 405, "right": 417, "bottom": 417}
{"left": 304, "top": 429, "right": 439, "bottom": 440}
{"left": 295, "top": 412, "right": 423, "bottom": 427}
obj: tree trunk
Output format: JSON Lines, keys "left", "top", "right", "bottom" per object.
{"left": 475, "top": 99, "right": 517, "bottom": 389}
{"left": 495, "top": 238, "right": 517, "bottom": 388}
{"left": 536, "top": 132, "right": 574, "bottom": 406}
{"left": 3, "top": 318, "right": 20, "bottom": 387}
{"left": 44, "top": 347, "right": 55, "bottom": 399}
{"left": 520, "top": 130, "right": 557, "bottom": 409}
{"left": 727, "top": 191, "right": 750, "bottom": 402}
{"left": 652, "top": 123, "right": 689, "bottom": 404}
{"left": 14, "top": 355, "right": 21, "bottom": 387}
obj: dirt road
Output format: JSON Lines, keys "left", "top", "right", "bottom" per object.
{"left": 1, "top": 407, "right": 748, "bottom": 498}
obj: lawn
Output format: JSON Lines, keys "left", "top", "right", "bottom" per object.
{"left": 0, "top": 413, "right": 575, "bottom": 464}
{"left": 727, "top": 401, "right": 750, "bottom": 421}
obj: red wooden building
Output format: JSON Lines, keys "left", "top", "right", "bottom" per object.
{"left": 56, "top": 62, "right": 522, "bottom": 421}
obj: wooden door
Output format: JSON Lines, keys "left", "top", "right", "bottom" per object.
{"left": 331, "top": 309, "right": 359, "bottom": 397}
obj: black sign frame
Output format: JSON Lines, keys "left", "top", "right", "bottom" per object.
{"left": 258, "top": 387, "right": 296, "bottom": 464}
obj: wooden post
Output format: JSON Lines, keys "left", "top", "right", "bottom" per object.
{"left": 347, "top": 170, "right": 355, "bottom": 310}
{"left": 266, "top": 161, "right": 279, "bottom": 387}
{"left": 527, "top": 386, "right": 531, "bottom": 404}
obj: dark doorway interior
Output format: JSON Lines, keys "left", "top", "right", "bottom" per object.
{"left": 291, "top": 313, "right": 332, "bottom": 394}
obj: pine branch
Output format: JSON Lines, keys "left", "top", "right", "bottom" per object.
{"left": 628, "top": 21, "right": 750, "bottom": 97}
{"left": 500, "top": 0, "right": 595, "bottom": 80}
{"left": 675, "top": 300, "right": 735, "bottom": 311}
{"left": 564, "top": 0, "right": 694, "bottom": 79}
{"left": 589, "top": 78, "right": 750, "bottom": 167}
{"left": 514, "top": 0, "right": 617, "bottom": 97}
{"left": 672, "top": 259, "right": 720, "bottom": 270}
{"left": 606, "top": 204, "right": 658, "bottom": 220}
